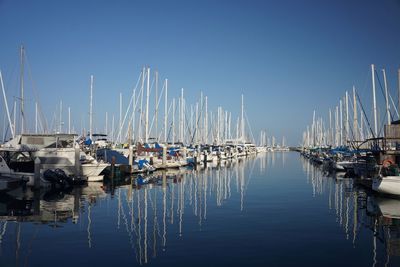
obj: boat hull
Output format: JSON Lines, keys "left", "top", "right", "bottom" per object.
{"left": 372, "top": 176, "right": 400, "bottom": 196}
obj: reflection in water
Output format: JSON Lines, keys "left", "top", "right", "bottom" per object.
{"left": 3, "top": 153, "right": 398, "bottom": 266}
{"left": 302, "top": 157, "right": 400, "bottom": 266}
{"left": 0, "top": 156, "right": 259, "bottom": 266}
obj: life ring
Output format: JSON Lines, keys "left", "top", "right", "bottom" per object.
{"left": 382, "top": 159, "right": 394, "bottom": 168}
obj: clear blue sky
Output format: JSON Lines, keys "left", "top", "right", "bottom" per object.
{"left": 1, "top": 0, "right": 400, "bottom": 145}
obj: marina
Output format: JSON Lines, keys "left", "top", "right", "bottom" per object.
{"left": 1, "top": 0, "right": 400, "bottom": 266}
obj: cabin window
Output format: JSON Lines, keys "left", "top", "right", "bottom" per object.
{"left": 26, "top": 137, "right": 45, "bottom": 145}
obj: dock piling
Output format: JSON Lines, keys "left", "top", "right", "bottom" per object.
{"left": 162, "top": 146, "right": 167, "bottom": 168}
{"left": 34, "top": 157, "right": 41, "bottom": 189}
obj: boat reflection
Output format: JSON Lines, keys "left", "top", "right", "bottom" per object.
{"left": 0, "top": 156, "right": 257, "bottom": 265}
{"left": 108, "top": 157, "right": 253, "bottom": 264}
{"left": 302, "top": 158, "right": 400, "bottom": 266}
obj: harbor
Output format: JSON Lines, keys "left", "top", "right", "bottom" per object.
{"left": 1, "top": 0, "right": 400, "bottom": 266}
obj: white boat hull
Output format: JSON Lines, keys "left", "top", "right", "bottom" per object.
{"left": 372, "top": 176, "right": 400, "bottom": 196}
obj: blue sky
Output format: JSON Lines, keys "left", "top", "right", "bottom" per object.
{"left": 1, "top": 0, "right": 400, "bottom": 145}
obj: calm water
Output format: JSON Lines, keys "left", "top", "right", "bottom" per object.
{"left": 0, "top": 152, "right": 399, "bottom": 267}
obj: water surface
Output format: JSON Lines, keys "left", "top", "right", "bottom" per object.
{"left": 0, "top": 152, "right": 399, "bottom": 267}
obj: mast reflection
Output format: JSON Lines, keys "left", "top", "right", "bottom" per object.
{"left": 302, "top": 158, "right": 400, "bottom": 266}
{"left": 0, "top": 155, "right": 260, "bottom": 265}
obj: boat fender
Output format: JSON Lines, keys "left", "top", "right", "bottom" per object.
{"left": 382, "top": 159, "right": 394, "bottom": 168}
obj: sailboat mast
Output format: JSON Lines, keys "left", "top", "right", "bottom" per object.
{"left": 398, "top": 69, "right": 400, "bottom": 119}
{"left": 105, "top": 112, "right": 108, "bottom": 136}
{"left": 20, "top": 45, "right": 25, "bottom": 134}
{"left": 200, "top": 92, "right": 203, "bottom": 143}
{"left": 371, "top": 64, "right": 378, "bottom": 137}
{"left": 155, "top": 71, "right": 158, "bottom": 140}
{"left": 335, "top": 106, "right": 339, "bottom": 146}
{"left": 353, "top": 86, "right": 358, "bottom": 142}
{"left": 180, "top": 88, "right": 184, "bottom": 143}
{"left": 164, "top": 79, "right": 168, "bottom": 143}
{"left": 145, "top": 67, "right": 150, "bottom": 143}
{"left": 68, "top": 107, "right": 71, "bottom": 134}
{"left": 13, "top": 100, "right": 16, "bottom": 136}
{"left": 205, "top": 96, "right": 208, "bottom": 144}
{"left": 340, "top": 99, "right": 343, "bottom": 146}
{"left": 111, "top": 115, "right": 115, "bottom": 143}
{"left": 312, "top": 110, "right": 315, "bottom": 147}
{"left": 172, "top": 98, "right": 175, "bottom": 145}
{"left": 35, "top": 102, "right": 38, "bottom": 134}
{"left": 329, "top": 109, "right": 332, "bottom": 146}
{"left": 119, "top": 92, "right": 122, "bottom": 143}
{"left": 345, "top": 91, "right": 349, "bottom": 143}
{"left": 241, "top": 94, "right": 244, "bottom": 141}
{"left": 89, "top": 75, "right": 93, "bottom": 140}
{"left": 382, "top": 69, "right": 391, "bottom": 125}
{"left": 59, "top": 100, "right": 62, "bottom": 133}
{"left": 0, "top": 71, "right": 15, "bottom": 138}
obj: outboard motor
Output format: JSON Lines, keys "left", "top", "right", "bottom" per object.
{"left": 43, "top": 169, "right": 73, "bottom": 188}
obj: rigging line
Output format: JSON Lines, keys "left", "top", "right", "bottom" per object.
{"left": 356, "top": 90, "right": 375, "bottom": 139}
{"left": 127, "top": 77, "right": 145, "bottom": 142}
{"left": 388, "top": 92, "right": 399, "bottom": 119}
{"left": 155, "top": 96, "right": 172, "bottom": 143}
{"left": 148, "top": 80, "right": 166, "bottom": 136}
{"left": 165, "top": 101, "right": 174, "bottom": 142}
{"left": 346, "top": 96, "right": 359, "bottom": 149}
{"left": 116, "top": 71, "right": 142, "bottom": 142}
{"left": 25, "top": 52, "right": 48, "bottom": 132}
{"left": 374, "top": 69, "right": 387, "bottom": 102}
{"left": 244, "top": 110, "right": 255, "bottom": 144}
{"left": 374, "top": 69, "right": 395, "bottom": 124}
{"left": 190, "top": 98, "right": 206, "bottom": 144}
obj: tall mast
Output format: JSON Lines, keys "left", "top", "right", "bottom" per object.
{"left": 35, "top": 102, "right": 38, "bottom": 134}
{"left": 132, "top": 89, "right": 136, "bottom": 142}
{"left": 345, "top": 91, "right": 349, "bottom": 143}
{"left": 145, "top": 67, "right": 150, "bottom": 143}
{"left": 111, "top": 115, "right": 115, "bottom": 143}
{"left": 180, "top": 88, "right": 184, "bottom": 143}
{"left": 13, "top": 100, "right": 16, "bottom": 136}
{"left": 119, "top": 92, "right": 122, "bottom": 143}
{"left": 172, "top": 98, "right": 175, "bottom": 145}
{"left": 89, "top": 75, "right": 93, "bottom": 140}
{"left": 155, "top": 71, "right": 159, "bottom": 140}
{"left": 241, "top": 94, "right": 244, "bottom": 141}
{"left": 312, "top": 110, "right": 315, "bottom": 146}
{"left": 382, "top": 69, "right": 391, "bottom": 125}
{"left": 20, "top": 45, "right": 25, "bottom": 134}
{"left": 329, "top": 109, "right": 332, "bottom": 146}
{"left": 335, "top": 106, "right": 339, "bottom": 146}
{"left": 139, "top": 67, "right": 145, "bottom": 142}
{"left": 164, "top": 79, "right": 168, "bottom": 143}
{"left": 340, "top": 99, "right": 343, "bottom": 146}
{"left": 200, "top": 92, "right": 203, "bottom": 143}
{"left": 68, "top": 107, "right": 71, "bottom": 134}
{"left": 205, "top": 96, "right": 208, "bottom": 144}
{"left": 398, "top": 69, "right": 400, "bottom": 119}
{"left": 59, "top": 100, "right": 62, "bottom": 133}
{"left": 0, "top": 71, "right": 15, "bottom": 138}
{"left": 105, "top": 112, "right": 108, "bottom": 136}
{"left": 353, "top": 86, "right": 358, "bottom": 141}
{"left": 371, "top": 64, "right": 378, "bottom": 137}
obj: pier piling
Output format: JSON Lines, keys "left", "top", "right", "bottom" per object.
{"left": 34, "top": 157, "right": 41, "bottom": 189}
{"left": 162, "top": 146, "right": 167, "bottom": 168}
{"left": 129, "top": 145, "right": 133, "bottom": 174}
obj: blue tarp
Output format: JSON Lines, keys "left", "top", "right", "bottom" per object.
{"left": 84, "top": 137, "right": 92, "bottom": 146}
